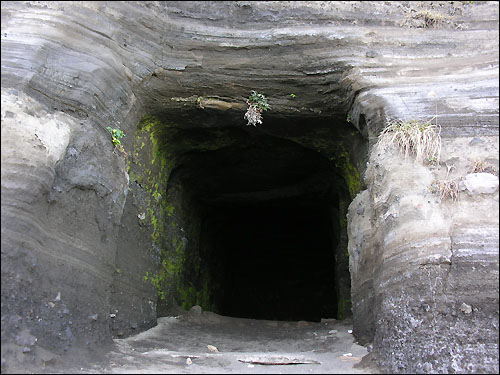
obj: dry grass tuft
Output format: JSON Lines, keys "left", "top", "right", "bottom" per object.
{"left": 244, "top": 104, "right": 263, "bottom": 127}
{"left": 377, "top": 119, "right": 441, "bottom": 164}
{"left": 470, "top": 158, "right": 498, "bottom": 175}
{"left": 401, "top": 10, "right": 449, "bottom": 28}
{"left": 431, "top": 179, "right": 460, "bottom": 202}
{"left": 414, "top": 10, "right": 447, "bottom": 28}
{"left": 471, "top": 158, "right": 487, "bottom": 173}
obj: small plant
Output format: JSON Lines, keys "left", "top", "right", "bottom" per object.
{"left": 346, "top": 113, "right": 351, "bottom": 123}
{"left": 290, "top": 93, "right": 296, "bottom": 98}
{"left": 401, "top": 9, "right": 448, "bottom": 28}
{"left": 415, "top": 10, "right": 446, "bottom": 28}
{"left": 471, "top": 159, "right": 487, "bottom": 173}
{"left": 470, "top": 158, "right": 498, "bottom": 175}
{"left": 427, "top": 156, "right": 439, "bottom": 165}
{"left": 244, "top": 90, "right": 270, "bottom": 126}
{"left": 377, "top": 119, "right": 441, "bottom": 164}
{"left": 430, "top": 179, "right": 460, "bottom": 201}
{"left": 106, "top": 126, "right": 127, "bottom": 157}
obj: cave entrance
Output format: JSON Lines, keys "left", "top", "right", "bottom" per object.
{"left": 200, "top": 202, "right": 336, "bottom": 322}
{"left": 149, "top": 113, "right": 366, "bottom": 322}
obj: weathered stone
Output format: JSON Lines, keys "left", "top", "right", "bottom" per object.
{"left": 463, "top": 172, "right": 499, "bottom": 194}
{"left": 15, "top": 331, "right": 37, "bottom": 347}
{"left": 1, "top": 1, "right": 498, "bottom": 373}
{"left": 460, "top": 303, "right": 472, "bottom": 314}
{"left": 89, "top": 314, "right": 98, "bottom": 322}
{"left": 348, "top": 136, "right": 499, "bottom": 373}
{"left": 189, "top": 306, "right": 202, "bottom": 316}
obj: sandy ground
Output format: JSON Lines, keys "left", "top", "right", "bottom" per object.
{"left": 77, "top": 309, "right": 380, "bottom": 374}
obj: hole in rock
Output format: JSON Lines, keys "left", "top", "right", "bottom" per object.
{"left": 200, "top": 202, "right": 336, "bottom": 322}
{"left": 125, "top": 112, "right": 366, "bottom": 324}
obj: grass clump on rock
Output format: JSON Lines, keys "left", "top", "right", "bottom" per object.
{"left": 401, "top": 9, "right": 449, "bottom": 28}
{"left": 377, "top": 119, "right": 441, "bottom": 164}
{"left": 431, "top": 179, "right": 460, "bottom": 202}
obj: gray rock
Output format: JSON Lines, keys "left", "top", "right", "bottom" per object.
{"left": 189, "top": 305, "right": 202, "bottom": 316}
{"left": 65, "top": 326, "right": 75, "bottom": 341}
{"left": 66, "top": 146, "right": 79, "bottom": 158}
{"left": 463, "top": 173, "right": 499, "bottom": 194}
{"left": 460, "top": 303, "right": 472, "bottom": 314}
{"left": 15, "top": 331, "right": 37, "bottom": 347}
{"left": 469, "top": 137, "right": 485, "bottom": 146}
{"left": 89, "top": 313, "right": 98, "bottom": 321}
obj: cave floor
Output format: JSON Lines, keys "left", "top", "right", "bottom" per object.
{"left": 81, "top": 311, "right": 379, "bottom": 374}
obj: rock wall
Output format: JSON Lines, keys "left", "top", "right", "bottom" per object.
{"left": 1, "top": 1, "right": 498, "bottom": 373}
{"left": 348, "top": 136, "right": 499, "bottom": 373}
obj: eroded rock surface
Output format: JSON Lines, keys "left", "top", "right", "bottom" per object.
{"left": 348, "top": 136, "right": 499, "bottom": 373}
{"left": 1, "top": 1, "right": 499, "bottom": 373}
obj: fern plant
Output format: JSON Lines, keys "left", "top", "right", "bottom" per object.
{"left": 244, "top": 91, "right": 270, "bottom": 126}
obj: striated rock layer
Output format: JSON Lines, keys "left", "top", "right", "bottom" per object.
{"left": 348, "top": 136, "right": 499, "bottom": 373}
{"left": 1, "top": 1, "right": 498, "bottom": 373}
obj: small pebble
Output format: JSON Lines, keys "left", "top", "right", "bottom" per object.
{"left": 469, "top": 137, "right": 485, "bottom": 146}
{"left": 207, "top": 345, "right": 218, "bottom": 353}
{"left": 460, "top": 303, "right": 472, "bottom": 314}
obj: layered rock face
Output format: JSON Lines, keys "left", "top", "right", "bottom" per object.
{"left": 1, "top": 1, "right": 498, "bottom": 373}
{"left": 348, "top": 136, "right": 499, "bottom": 373}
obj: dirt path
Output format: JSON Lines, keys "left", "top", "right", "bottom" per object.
{"left": 80, "top": 309, "right": 379, "bottom": 374}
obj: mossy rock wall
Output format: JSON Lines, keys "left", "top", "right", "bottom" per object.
{"left": 110, "top": 115, "right": 217, "bottom": 337}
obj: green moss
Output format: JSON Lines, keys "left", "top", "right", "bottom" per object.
{"left": 133, "top": 115, "right": 183, "bottom": 303}
{"left": 337, "top": 298, "right": 352, "bottom": 320}
{"left": 177, "top": 278, "right": 214, "bottom": 312}
{"left": 335, "top": 152, "right": 361, "bottom": 200}
{"left": 163, "top": 203, "right": 175, "bottom": 217}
